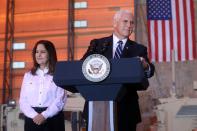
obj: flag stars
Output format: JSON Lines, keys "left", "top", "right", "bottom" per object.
{"left": 147, "top": 0, "right": 172, "bottom": 20}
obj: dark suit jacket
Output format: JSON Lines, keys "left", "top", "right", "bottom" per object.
{"left": 81, "top": 35, "right": 155, "bottom": 130}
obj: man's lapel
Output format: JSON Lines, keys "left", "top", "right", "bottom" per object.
{"left": 121, "top": 39, "right": 131, "bottom": 58}
{"left": 102, "top": 36, "right": 113, "bottom": 59}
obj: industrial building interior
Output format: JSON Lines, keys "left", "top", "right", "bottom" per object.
{"left": 0, "top": 0, "right": 197, "bottom": 131}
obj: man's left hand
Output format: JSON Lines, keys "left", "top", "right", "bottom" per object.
{"left": 139, "top": 57, "right": 149, "bottom": 70}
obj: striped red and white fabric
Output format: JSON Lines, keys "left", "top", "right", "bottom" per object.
{"left": 147, "top": 0, "right": 196, "bottom": 62}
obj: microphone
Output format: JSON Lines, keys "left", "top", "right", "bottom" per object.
{"left": 101, "top": 42, "right": 110, "bottom": 53}
{"left": 89, "top": 40, "right": 97, "bottom": 53}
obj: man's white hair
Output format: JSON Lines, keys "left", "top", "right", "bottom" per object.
{"left": 113, "top": 10, "right": 133, "bottom": 22}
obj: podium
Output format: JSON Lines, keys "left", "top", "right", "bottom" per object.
{"left": 53, "top": 57, "right": 148, "bottom": 131}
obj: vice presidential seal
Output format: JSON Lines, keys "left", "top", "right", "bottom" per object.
{"left": 82, "top": 54, "right": 110, "bottom": 82}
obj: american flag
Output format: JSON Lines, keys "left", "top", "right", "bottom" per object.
{"left": 147, "top": 0, "right": 196, "bottom": 62}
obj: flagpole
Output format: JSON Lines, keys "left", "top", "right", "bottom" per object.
{"left": 134, "top": 0, "right": 138, "bottom": 40}
{"left": 171, "top": 50, "right": 176, "bottom": 98}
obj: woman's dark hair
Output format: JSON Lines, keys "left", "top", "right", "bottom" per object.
{"left": 31, "top": 40, "right": 57, "bottom": 75}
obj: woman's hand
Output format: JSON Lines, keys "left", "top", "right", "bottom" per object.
{"left": 33, "top": 114, "right": 46, "bottom": 125}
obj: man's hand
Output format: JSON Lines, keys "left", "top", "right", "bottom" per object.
{"left": 139, "top": 57, "right": 149, "bottom": 70}
{"left": 33, "top": 114, "right": 46, "bottom": 125}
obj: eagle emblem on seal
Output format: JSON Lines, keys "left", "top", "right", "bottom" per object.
{"left": 82, "top": 54, "right": 110, "bottom": 82}
{"left": 88, "top": 63, "right": 103, "bottom": 74}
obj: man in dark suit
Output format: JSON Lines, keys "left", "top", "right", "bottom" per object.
{"left": 82, "top": 10, "right": 155, "bottom": 131}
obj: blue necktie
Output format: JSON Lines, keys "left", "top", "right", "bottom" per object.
{"left": 114, "top": 40, "right": 123, "bottom": 59}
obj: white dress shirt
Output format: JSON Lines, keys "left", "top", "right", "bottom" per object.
{"left": 19, "top": 68, "right": 67, "bottom": 119}
{"left": 113, "top": 34, "right": 127, "bottom": 58}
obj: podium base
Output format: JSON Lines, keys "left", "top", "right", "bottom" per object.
{"left": 88, "top": 101, "right": 117, "bottom": 131}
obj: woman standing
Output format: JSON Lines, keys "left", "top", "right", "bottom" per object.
{"left": 19, "top": 40, "right": 66, "bottom": 131}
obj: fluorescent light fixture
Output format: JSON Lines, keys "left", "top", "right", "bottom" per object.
{"left": 80, "top": 2, "right": 87, "bottom": 8}
{"left": 74, "top": 2, "right": 80, "bottom": 8}
{"left": 81, "top": 21, "right": 87, "bottom": 27}
{"left": 12, "top": 62, "right": 25, "bottom": 69}
{"left": 13, "top": 43, "right": 26, "bottom": 50}
{"left": 74, "top": 21, "right": 80, "bottom": 27}
{"left": 74, "top": 2, "right": 87, "bottom": 9}
{"left": 74, "top": 20, "right": 87, "bottom": 27}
